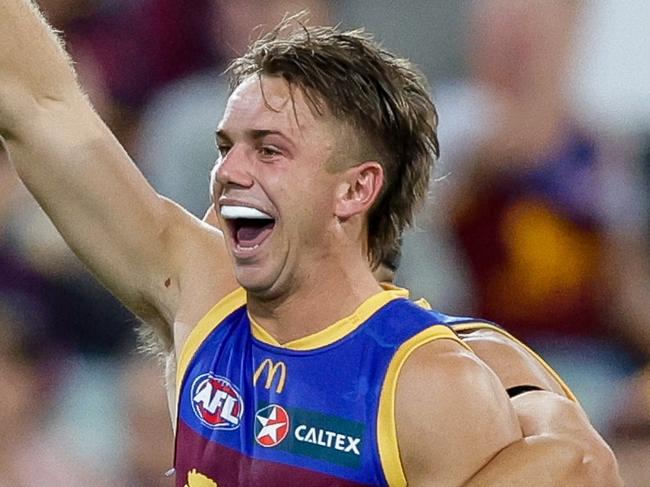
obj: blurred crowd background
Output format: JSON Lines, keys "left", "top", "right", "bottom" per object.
{"left": 1, "top": 0, "right": 649, "bottom": 485}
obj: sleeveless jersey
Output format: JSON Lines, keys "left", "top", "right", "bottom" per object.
{"left": 174, "top": 286, "right": 473, "bottom": 487}
{"left": 450, "top": 321, "right": 577, "bottom": 401}
{"left": 411, "top": 294, "right": 577, "bottom": 401}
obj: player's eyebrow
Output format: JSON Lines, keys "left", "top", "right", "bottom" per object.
{"left": 248, "top": 129, "right": 287, "bottom": 140}
{"left": 215, "top": 129, "right": 295, "bottom": 149}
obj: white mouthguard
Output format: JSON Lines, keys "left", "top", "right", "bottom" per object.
{"left": 220, "top": 205, "right": 272, "bottom": 220}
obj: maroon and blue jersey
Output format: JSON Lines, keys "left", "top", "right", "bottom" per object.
{"left": 173, "top": 286, "right": 470, "bottom": 487}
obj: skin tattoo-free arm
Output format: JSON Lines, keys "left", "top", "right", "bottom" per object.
{"left": 466, "top": 391, "right": 622, "bottom": 487}
{"left": 395, "top": 339, "right": 523, "bottom": 486}
{"left": 462, "top": 330, "right": 622, "bottom": 486}
{"left": 0, "top": 1, "right": 236, "bottom": 341}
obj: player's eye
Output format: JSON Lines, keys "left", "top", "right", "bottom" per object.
{"left": 259, "top": 146, "right": 281, "bottom": 158}
{"left": 217, "top": 144, "right": 231, "bottom": 158}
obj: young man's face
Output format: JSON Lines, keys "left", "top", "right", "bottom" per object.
{"left": 212, "top": 75, "right": 345, "bottom": 297}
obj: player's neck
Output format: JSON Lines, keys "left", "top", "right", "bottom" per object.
{"left": 247, "top": 259, "right": 382, "bottom": 345}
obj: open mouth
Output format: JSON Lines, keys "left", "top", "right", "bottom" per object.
{"left": 220, "top": 205, "right": 276, "bottom": 251}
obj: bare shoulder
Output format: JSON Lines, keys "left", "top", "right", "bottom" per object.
{"left": 159, "top": 200, "right": 238, "bottom": 331}
{"left": 460, "top": 328, "right": 567, "bottom": 395}
{"left": 128, "top": 199, "right": 239, "bottom": 359}
{"left": 395, "top": 338, "right": 522, "bottom": 486}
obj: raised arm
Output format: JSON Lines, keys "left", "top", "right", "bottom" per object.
{"left": 0, "top": 1, "right": 235, "bottom": 332}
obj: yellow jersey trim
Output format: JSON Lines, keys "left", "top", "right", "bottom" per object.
{"left": 377, "top": 325, "right": 471, "bottom": 487}
{"left": 250, "top": 287, "right": 409, "bottom": 351}
{"left": 175, "top": 287, "right": 247, "bottom": 397}
{"left": 451, "top": 322, "right": 578, "bottom": 402}
{"left": 379, "top": 283, "right": 410, "bottom": 296}
{"left": 410, "top": 296, "right": 577, "bottom": 402}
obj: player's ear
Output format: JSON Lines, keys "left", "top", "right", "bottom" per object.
{"left": 334, "top": 161, "right": 384, "bottom": 220}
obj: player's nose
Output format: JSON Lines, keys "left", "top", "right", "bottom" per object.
{"left": 215, "top": 145, "right": 254, "bottom": 189}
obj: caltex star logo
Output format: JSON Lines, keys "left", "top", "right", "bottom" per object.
{"left": 255, "top": 404, "right": 290, "bottom": 447}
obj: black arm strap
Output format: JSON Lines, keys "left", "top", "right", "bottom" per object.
{"left": 506, "top": 384, "right": 544, "bottom": 398}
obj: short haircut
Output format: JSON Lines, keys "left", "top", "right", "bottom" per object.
{"left": 227, "top": 16, "right": 439, "bottom": 267}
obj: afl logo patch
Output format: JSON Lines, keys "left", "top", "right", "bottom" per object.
{"left": 191, "top": 373, "right": 244, "bottom": 430}
{"left": 255, "top": 404, "right": 290, "bottom": 447}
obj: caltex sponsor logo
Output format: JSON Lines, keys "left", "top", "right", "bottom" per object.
{"left": 255, "top": 404, "right": 290, "bottom": 447}
{"left": 191, "top": 373, "right": 243, "bottom": 430}
{"left": 252, "top": 404, "right": 365, "bottom": 468}
{"left": 287, "top": 407, "right": 364, "bottom": 468}
{"left": 294, "top": 425, "right": 361, "bottom": 455}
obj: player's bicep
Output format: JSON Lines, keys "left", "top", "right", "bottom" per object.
{"left": 462, "top": 330, "right": 567, "bottom": 396}
{"left": 395, "top": 339, "right": 522, "bottom": 487}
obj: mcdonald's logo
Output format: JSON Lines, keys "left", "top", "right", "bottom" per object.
{"left": 254, "top": 359, "right": 287, "bottom": 394}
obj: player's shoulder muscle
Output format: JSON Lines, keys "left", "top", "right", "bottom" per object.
{"left": 395, "top": 339, "right": 521, "bottom": 486}
{"left": 148, "top": 198, "right": 237, "bottom": 327}
{"left": 461, "top": 328, "right": 568, "bottom": 396}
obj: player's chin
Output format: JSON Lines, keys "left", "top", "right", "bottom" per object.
{"left": 234, "top": 265, "right": 279, "bottom": 296}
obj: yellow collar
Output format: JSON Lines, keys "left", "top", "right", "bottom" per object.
{"left": 251, "top": 286, "right": 409, "bottom": 350}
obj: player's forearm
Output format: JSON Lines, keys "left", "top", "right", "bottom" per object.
{"left": 467, "top": 390, "right": 623, "bottom": 487}
{"left": 511, "top": 391, "right": 623, "bottom": 486}
{"left": 465, "top": 434, "right": 622, "bottom": 487}
{"left": 0, "top": 2, "right": 182, "bottom": 315}
{"left": 0, "top": 0, "right": 82, "bottom": 140}
{"left": 463, "top": 436, "right": 590, "bottom": 487}
{"left": 463, "top": 391, "right": 622, "bottom": 486}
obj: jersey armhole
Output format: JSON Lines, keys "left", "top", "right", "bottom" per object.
{"left": 175, "top": 287, "right": 247, "bottom": 397}
{"left": 376, "top": 325, "right": 471, "bottom": 487}
{"left": 452, "top": 322, "right": 578, "bottom": 402}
